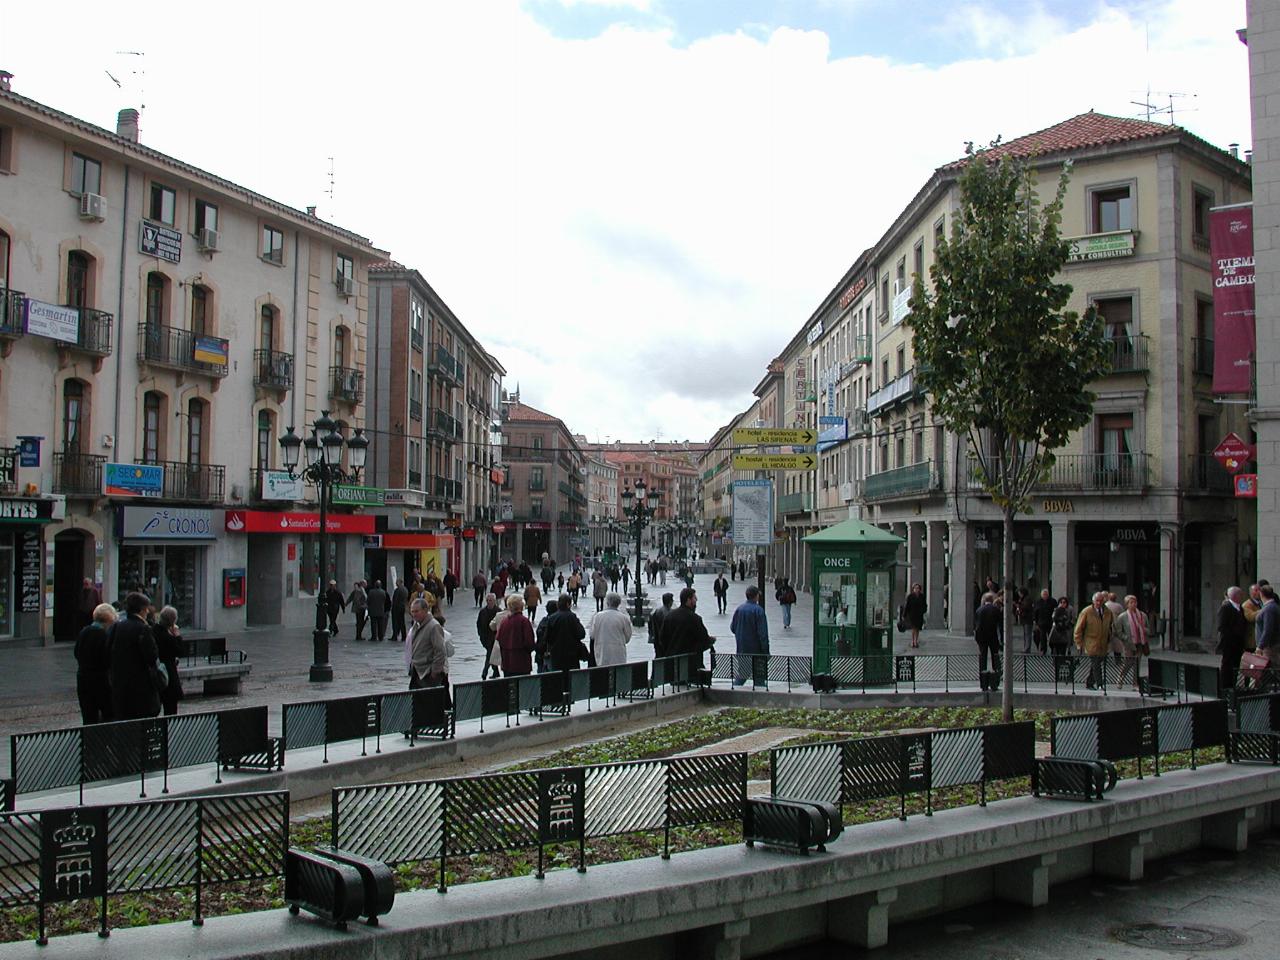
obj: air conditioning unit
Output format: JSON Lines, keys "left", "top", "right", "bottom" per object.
{"left": 79, "top": 193, "right": 106, "bottom": 222}
{"left": 196, "top": 228, "right": 220, "bottom": 252}
{"left": 337, "top": 275, "right": 355, "bottom": 298}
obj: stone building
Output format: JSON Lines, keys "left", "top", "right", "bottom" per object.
{"left": 497, "top": 399, "right": 586, "bottom": 564}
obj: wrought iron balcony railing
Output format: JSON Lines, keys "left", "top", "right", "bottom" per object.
{"left": 138, "top": 323, "right": 226, "bottom": 375}
{"left": 428, "top": 343, "right": 463, "bottom": 383}
{"left": 329, "top": 365, "right": 363, "bottom": 403}
{"left": 0, "top": 289, "right": 25, "bottom": 338}
{"left": 253, "top": 348, "right": 294, "bottom": 390}
{"left": 1104, "top": 334, "right": 1149, "bottom": 374}
{"left": 863, "top": 460, "right": 944, "bottom": 502}
{"left": 1186, "top": 454, "right": 1235, "bottom": 496}
{"left": 139, "top": 459, "right": 226, "bottom": 502}
{"left": 777, "top": 491, "right": 813, "bottom": 514}
{"left": 52, "top": 452, "right": 106, "bottom": 497}
{"left": 429, "top": 409, "right": 463, "bottom": 441}
{"left": 967, "top": 453, "right": 1152, "bottom": 494}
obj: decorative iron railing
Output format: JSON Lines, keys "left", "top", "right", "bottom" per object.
{"left": 253, "top": 348, "right": 294, "bottom": 390}
{"left": 138, "top": 323, "right": 226, "bottom": 375}
{"left": 52, "top": 452, "right": 106, "bottom": 497}
{"left": 137, "top": 458, "right": 226, "bottom": 502}
{"left": 1050, "top": 698, "right": 1228, "bottom": 777}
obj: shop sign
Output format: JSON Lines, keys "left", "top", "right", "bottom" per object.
{"left": 838, "top": 275, "right": 869, "bottom": 310}
{"left": 890, "top": 285, "right": 911, "bottom": 324}
{"left": 1212, "top": 432, "right": 1254, "bottom": 475}
{"left": 490, "top": 467, "right": 506, "bottom": 485}
{"left": 1041, "top": 499, "right": 1074, "bottom": 513}
{"left": 384, "top": 488, "right": 426, "bottom": 507}
{"left": 332, "top": 484, "right": 385, "bottom": 507}
{"left": 805, "top": 320, "right": 824, "bottom": 345}
{"left": 362, "top": 535, "right": 384, "bottom": 549}
{"left": 0, "top": 447, "right": 15, "bottom": 488}
{"left": 1210, "top": 204, "right": 1255, "bottom": 395}
{"left": 223, "top": 509, "right": 376, "bottom": 535}
{"left": 462, "top": 527, "right": 476, "bottom": 540}
{"left": 0, "top": 498, "right": 54, "bottom": 522}
{"left": 492, "top": 523, "right": 510, "bottom": 533}
{"left": 1066, "top": 229, "right": 1136, "bottom": 263}
{"left": 23, "top": 299, "right": 79, "bottom": 344}
{"left": 119, "top": 506, "right": 216, "bottom": 540}
{"left": 20, "top": 530, "right": 40, "bottom": 612}
{"left": 103, "top": 462, "right": 164, "bottom": 497}
{"left": 139, "top": 220, "right": 182, "bottom": 263}
{"left": 1111, "top": 526, "right": 1152, "bottom": 544}
{"left": 17, "top": 436, "right": 41, "bottom": 468}
{"left": 192, "top": 336, "right": 229, "bottom": 368}
{"left": 525, "top": 522, "right": 552, "bottom": 530}
{"left": 1235, "top": 473, "right": 1258, "bottom": 498}
{"left": 259, "top": 469, "right": 304, "bottom": 501}
{"left": 499, "top": 501, "right": 514, "bottom": 520}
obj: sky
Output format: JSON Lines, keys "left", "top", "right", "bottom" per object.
{"left": 0, "top": 0, "right": 1253, "bottom": 444}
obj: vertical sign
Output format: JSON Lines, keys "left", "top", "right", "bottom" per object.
{"left": 901, "top": 734, "right": 930, "bottom": 793}
{"left": 1210, "top": 204, "right": 1255, "bottom": 395}
{"left": 41, "top": 807, "right": 108, "bottom": 901}
{"left": 538, "top": 768, "right": 585, "bottom": 844}
{"left": 20, "top": 531, "right": 40, "bottom": 613}
{"left": 731, "top": 479, "right": 773, "bottom": 547}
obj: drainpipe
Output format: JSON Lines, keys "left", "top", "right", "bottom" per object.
{"left": 107, "top": 163, "right": 131, "bottom": 596}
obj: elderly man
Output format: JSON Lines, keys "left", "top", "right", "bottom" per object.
{"left": 1074, "top": 591, "right": 1115, "bottom": 690}
{"left": 590, "top": 592, "right": 633, "bottom": 667}
{"left": 660, "top": 587, "right": 714, "bottom": 668}
{"left": 730, "top": 585, "right": 769, "bottom": 687}
{"left": 407, "top": 597, "right": 448, "bottom": 691}
{"left": 1217, "top": 585, "right": 1249, "bottom": 693}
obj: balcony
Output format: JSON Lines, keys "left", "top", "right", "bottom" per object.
{"left": 1186, "top": 454, "right": 1235, "bottom": 496}
{"left": 866, "top": 367, "right": 923, "bottom": 418}
{"left": 140, "top": 459, "right": 226, "bottom": 502}
{"left": 1193, "top": 338, "right": 1215, "bottom": 377}
{"left": 848, "top": 409, "right": 871, "bottom": 437}
{"left": 408, "top": 469, "right": 423, "bottom": 489}
{"left": 967, "top": 453, "right": 1152, "bottom": 494}
{"left": 505, "top": 446, "right": 554, "bottom": 463}
{"left": 73, "top": 308, "right": 114, "bottom": 357}
{"left": 559, "top": 480, "right": 587, "bottom": 504}
{"left": 138, "top": 323, "right": 226, "bottom": 376}
{"left": 52, "top": 453, "right": 106, "bottom": 497}
{"left": 410, "top": 327, "right": 424, "bottom": 352}
{"left": 778, "top": 491, "right": 814, "bottom": 515}
{"left": 559, "top": 511, "right": 584, "bottom": 525}
{"left": 329, "top": 365, "right": 363, "bottom": 404}
{"left": 1104, "top": 334, "right": 1149, "bottom": 374}
{"left": 428, "top": 343, "right": 463, "bottom": 384}
{"left": 432, "top": 475, "right": 463, "bottom": 503}
{"left": 0, "top": 289, "right": 25, "bottom": 342}
{"left": 409, "top": 398, "right": 423, "bottom": 421}
{"left": 863, "top": 460, "right": 944, "bottom": 502}
{"left": 839, "top": 337, "right": 872, "bottom": 379}
{"left": 428, "top": 409, "right": 463, "bottom": 442}
{"left": 253, "top": 348, "right": 294, "bottom": 391}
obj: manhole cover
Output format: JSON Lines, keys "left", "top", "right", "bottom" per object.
{"left": 1112, "top": 923, "right": 1245, "bottom": 951}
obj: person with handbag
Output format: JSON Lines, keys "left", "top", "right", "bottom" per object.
{"left": 153, "top": 605, "right": 185, "bottom": 716}
{"left": 107, "top": 592, "right": 162, "bottom": 720}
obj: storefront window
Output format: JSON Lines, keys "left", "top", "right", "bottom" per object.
{"left": 299, "top": 534, "right": 337, "bottom": 594}
{"left": 117, "top": 545, "right": 199, "bottom": 627}
{"left": 818, "top": 571, "right": 857, "bottom": 626}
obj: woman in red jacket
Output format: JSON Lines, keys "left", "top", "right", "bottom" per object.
{"left": 496, "top": 596, "right": 536, "bottom": 675}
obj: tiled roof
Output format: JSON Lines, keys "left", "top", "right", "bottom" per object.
{"left": 942, "top": 111, "right": 1178, "bottom": 169}
{"left": 368, "top": 259, "right": 406, "bottom": 272}
{"left": 504, "top": 401, "right": 559, "bottom": 423}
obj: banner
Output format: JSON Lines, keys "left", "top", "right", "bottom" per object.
{"left": 1210, "top": 204, "right": 1255, "bottom": 395}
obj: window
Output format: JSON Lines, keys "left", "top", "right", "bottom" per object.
{"left": 896, "top": 257, "right": 906, "bottom": 290}
{"left": 1193, "top": 188, "right": 1213, "bottom": 243}
{"left": 0, "top": 125, "right": 14, "bottom": 173}
{"left": 190, "top": 285, "right": 209, "bottom": 336}
{"left": 261, "top": 225, "right": 284, "bottom": 264}
{"left": 260, "top": 306, "right": 275, "bottom": 352}
{"left": 895, "top": 432, "right": 905, "bottom": 468}
{"left": 881, "top": 358, "right": 890, "bottom": 386}
{"left": 1093, "top": 296, "right": 1133, "bottom": 340}
{"left": 410, "top": 297, "right": 424, "bottom": 349}
{"left": 71, "top": 153, "right": 101, "bottom": 196}
{"left": 934, "top": 216, "right": 945, "bottom": 249}
{"left": 195, "top": 200, "right": 218, "bottom": 234}
{"left": 63, "top": 380, "right": 84, "bottom": 453}
{"left": 531, "top": 467, "right": 545, "bottom": 490}
{"left": 257, "top": 410, "right": 273, "bottom": 470}
{"left": 144, "top": 392, "right": 162, "bottom": 462}
{"left": 408, "top": 439, "right": 422, "bottom": 486}
{"left": 897, "top": 345, "right": 905, "bottom": 377}
{"left": 336, "top": 253, "right": 354, "bottom": 285}
{"left": 333, "top": 326, "right": 347, "bottom": 368}
{"left": 1092, "top": 186, "right": 1132, "bottom": 233}
{"left": 145, "top": 272, "right": 167, "bottom": 328}
{"left": 149, "top": 182, "right": 176, "bottom": 225}
{"left": 67, "top": 251, "right": 90, "bottom": 308}
{"left": 531, "top": 498, "right": 544, "bottom": 519}
{"left": 187, "top": 400, "right": 204, "bottom": 466}
{"left": 532, "top": 436, "right": 543, "bottom": 450}
{"left": 914, "top": 428, "right": 924, "bottom": 464}
{"left": 0, "top": 229, "right": 8, "bottom": 290}
{"left": 880, "top": 276, "right": 889, "bottom": 318}
{"left": 913, "top": 240, "right": 924, "bottom": 279}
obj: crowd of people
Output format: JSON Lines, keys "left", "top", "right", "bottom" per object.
{"left": 73, "top": 591, "right": 185, "bottom": 725}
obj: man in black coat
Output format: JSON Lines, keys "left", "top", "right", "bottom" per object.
{"left": 974, "top": 593, "right": 1003, "bottom": 674}
{"left": 541, "top": 595, "right": 591, "bottom": 671}
{"left": 648, "top": 592, "right": 674, "bottom": 657}
{"left": 324, "top": 580, "right": 345, "bottom": 636}
{"left": 390, "top": 580, "right": 409, "bottom": 644}
{"left": 1032, "top": 588, "right": 1057, "bottom": 654}
{"left": 1217, "top": 586, "right": 1249, "bottom": 693}
{"left": 660, "top": 588, "right": 714, "bottom": 668}
{"left": 366, "top": 580, "right": 389, "bottom": 641}
{"left": 107, "top": 592, "right": 161, "bottom": 720}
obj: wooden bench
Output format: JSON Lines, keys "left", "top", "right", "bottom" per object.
{"left": 178, "top": 636, "right": 251, "bottom": 695}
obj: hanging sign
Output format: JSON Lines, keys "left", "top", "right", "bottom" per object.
{"left": 1212, "top": 432, "right": 1254, "bottom": 475}
{"left": 1235, "top": 473, "right": 1258, "bottom": 498}
{"left": 17, "top": 436, "right": 41, "bottom": 468}
{"left": 1210, "top": 204, "right": 1255, "bottom": 395}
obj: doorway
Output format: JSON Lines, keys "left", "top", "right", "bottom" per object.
{"left": 53, "top": 532, "right": 87, "bottom": 642}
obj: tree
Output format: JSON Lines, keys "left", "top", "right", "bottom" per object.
{"left": 908, "top": 141, "right": 1111, "bottom": 720}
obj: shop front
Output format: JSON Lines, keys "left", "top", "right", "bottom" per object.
{"left": 970, "top": 521, "right": 1052, "bottom": 597}
{"left": 116, "top": 505, "right": 217, "bottom": 629}
{"left": 363, "top": 532, "right": 457, "bottom": 587}
{"left": 0, "top": 497, "right": 58, "bottom": 641}
{"left": 1074, "top": 521, "right": 1160, "bottom": 613}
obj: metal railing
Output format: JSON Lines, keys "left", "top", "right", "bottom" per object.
{"left": 777, "top": 491, "right": 813, "bottom": 515}
{"left": 408, "top": 469, "right": 422, "bottom": 489}
{"left": 866, "top": 367, "right": 923, "bottom": 417}
{"left": 1051, "top": 698, "right": 1228, "bottom": 777}
{"left": 410, "top": 327, "right": 424, "bottom": 351}
{"left": 428, "top": 342, "right": 463, "bottom": 382}
{"left": 1186, "top": 454, "right": 1234, "bottom": 495}
{"left": 253, "top": 348, "right": 294, "bottom": 390}
{"left": 430, "top": 408, "right": 462, "bottom": 440}
{"left": 282, "top": 688, "right": 453, "bottom": 763}
{"left": 329, "top": 365, "right": 363, "bottom": 402}
{"left": 1104, "top": 334, "right": 1149, "bottom": 373}
{"left": 968, "top": 453, "right": 1151, "bottom": 493}
{"left": 1147, "top": 658, "right": 1231, "bottom": 701}
{"left": 138, "top": 323, "right": 226, "bottom": 376}
{"left": 409, "top": 398, "right": 423, "bottom": 420}
{"left": 52, "top": 452, "right": 106, "bottom": 497}
{"left": 138, "top": 458, "right": 226, "bottom": 502}
{"left": 9, "top": 705, "right": 277, "bottom": 803}
{"left": 0, "top": 289, "right": 23, "bottom": 338}
{"left": 862, "top": 459, "right": 942, "bottom": 501}
{"left": 0, "top": 790, "right": 287, "bottom": 944}
{"left": 432, "top": 474, "right": 463, "bottom": 502}
{"left": 1192, "top": 337, "right": 1214, "bottom": 377}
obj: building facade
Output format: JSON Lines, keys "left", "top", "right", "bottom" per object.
{"left": 0, "top": 81, "right": 386, "bottom": 641}
{"left": 585, "top": 455, "right": 619, "bottom": 553}
{"left": 498, "top": 399, "right": 586, "bottom": 564}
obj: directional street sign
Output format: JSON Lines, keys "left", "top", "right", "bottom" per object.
{"left": 732, "top": 453, "right": 817, "bottom": 470}
{"left": 732, "top": 428, "right": 816, "bottom": 446}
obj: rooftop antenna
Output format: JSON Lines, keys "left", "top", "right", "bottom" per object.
{"left": 115, "top": 50, "right": 146, "bottom": 114}
{"left": 325, "top": 156, "right": 335, "bottom": 217}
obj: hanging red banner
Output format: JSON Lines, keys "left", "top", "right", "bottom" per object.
{"left": 1210, "top": 204, "right": 1255, "bottom": 395}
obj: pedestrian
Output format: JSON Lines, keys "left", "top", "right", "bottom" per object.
{"left": 1116, "top": 594, "right": 1149, "bottom": 689}
{"left": 776, "top": 577, "right": 797, "bottom": 630}
{"left": 592, "top": 569, "right": 608, "bottom": 613}
{"left": 1256, "top": 585, "right": 1280, "bottom": 668}
{"left": 390, "top": 578, "right": 409, "bottom": 644}
{"left": 904, "top": 582, "right": 927, "bottom": 649}
{"left": 730, "top": 585, "right": 769, "bottom": 686}
{"left": 1105, "top": 592, "right": 1127, "bottom": 680}
{"left": 649, "top": 592, "right": 675, "bottom": 657}
{"left": 153, "top": 605, "right": 184, "bottom": 716}
{"left": 658, "top": 557, "right": 667, "bottom": 586}
{"left": 524, "top": 580, "right": 542, "bottom": 625}
{"left": 472, "top": 570, "right": 488, "bottom": 607}
{"left": 1014, "top": 587, "right": 1032, "bottom": 654}
{"left": 1032, "top": 589, "right": 1056, "bottom": 655}
{"left": 712, "top": 571, "right": 729, "bottom": 615}
{"left": 1048, "top": 596, "right": 1073, "bottom": 656}
{"left": 477, "top": 592, "right": 501, "bottom": 679}
{"left": 1073, "top": 591, "right": 1114, "bottom": 690}
{"left": 608, "top": 565, "right": 620, "bottom": 591}
{"left": 407, "top": 597, "right": 449, "bottom": 693}
{"left": 590, "top": 593, "right": 633, "bottom": 667}
{"left": 347, "top": 579, "right": 369, "bottom": 641}
{"left": 542, "top": 563, "right": 556, "bottom": 594}
{"left": 1216, "top": 586, "right": 1249, "bottom": 693}
{"left": 324, "top": 580, "right": 345, "bottom": 637}
{"left": 108, "top": 592, "right": 162, "bottom": 721}
{"left": 366, "top": 580, "right": 389, "bottom": 641}
{"left": 974, "top": 592, "right": 1003, "bottom": 680}
{"left": 659, "top": 587, "right": 714, "bottom": 669}
{"left": 78, "top": 577, "right": 101, "bottom": 633}
{"left": 544, "top": 594, "right": 592, "bottom": 671}
{"left": 74, "top": 603, "right": 116, "bottom": 724}
{"left": 496, "top": 596, "right": 536, "bottom": 676}
{"left": 442, "top": 570, "right": 458, "bottom": 606}
{"left": 557, "top": 571, "right": 565, "bottom": 592}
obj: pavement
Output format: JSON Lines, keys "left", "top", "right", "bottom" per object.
{"left": 0, "top": 563, "right": 1217, "bottom": 741}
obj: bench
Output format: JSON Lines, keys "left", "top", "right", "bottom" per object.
{"left": 175, "top": 636, "right": 251, "bottom": 695}
{"left": 180, "top": 636, "right": 247, "bottom": 667}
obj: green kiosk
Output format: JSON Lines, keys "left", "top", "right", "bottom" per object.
{"left": 804, "top": 518, "right": 904, "bottom": 681}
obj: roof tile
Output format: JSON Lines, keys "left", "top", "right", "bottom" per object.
{"left": 942, "top": 111, "right": 1177, "bottom": 169}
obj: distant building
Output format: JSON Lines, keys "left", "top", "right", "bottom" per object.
{"left": 498, "top": 399, "right": 586, "bottom": 563}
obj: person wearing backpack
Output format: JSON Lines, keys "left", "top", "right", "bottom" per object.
{"left": 776, "top": 577, "right": 797, "bottom": 630}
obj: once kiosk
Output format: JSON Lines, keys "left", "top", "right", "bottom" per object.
{"left": 804, "top": 519, "right": 904, "bottom": 680}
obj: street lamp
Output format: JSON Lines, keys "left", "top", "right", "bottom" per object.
{"left": 280, "top": 411, "right": 368, "bottom": 682}
{"left": 621, "top": 478, "right": 660, "bottom": 625}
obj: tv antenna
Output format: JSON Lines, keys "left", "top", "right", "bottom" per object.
{"left": 114, "top": 50, "right": 146, "bottom": 113}
{"left": 1130, "top": 90, "right": 1196, "bottom": 125}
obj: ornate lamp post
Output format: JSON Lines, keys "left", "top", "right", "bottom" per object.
{"left": 279, "top": 411, "right": 368, "bottom": 682}
{"left": 620, "top": 479, "right": 661, "bottom": 625}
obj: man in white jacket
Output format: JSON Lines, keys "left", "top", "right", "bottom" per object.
{"left": 589, "top": 592, "right": 633, "bottom": 666}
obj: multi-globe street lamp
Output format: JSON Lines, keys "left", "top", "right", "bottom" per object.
{"left": 279, "top": 410, "right": 368, "bottom": 682}
{"left": 620, "top": 478, "right": 660, "bottom": 625}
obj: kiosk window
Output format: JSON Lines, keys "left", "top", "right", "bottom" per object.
{"left": 818, "top": 571, "right": 857, "bottom": 626}
{"left": 866, "top": 570, "right": 890, "bottom": 627}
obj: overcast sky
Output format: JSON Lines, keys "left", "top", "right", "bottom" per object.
{"left": 0, "top": 1, "right": 1252, "bottom": 444}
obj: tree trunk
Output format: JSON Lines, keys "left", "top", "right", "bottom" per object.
{"left": 1001, "top": 508, "right": 1015, "bottom": 721}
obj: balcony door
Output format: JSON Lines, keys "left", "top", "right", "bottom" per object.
{"left": 67, "top": 252, "right": 89, "bottom": 309}
{"left": 186, "top": 399, "right": 206, "bottom": 499}
{"left": 1096, "top": 413, "right": 1134, "bottom": 488}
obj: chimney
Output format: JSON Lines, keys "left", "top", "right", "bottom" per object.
{"left": 1229, "top": 142, "right": 1239, "bottom": 159}
{"left": 306, "top": 205, "right": 317, "bottom": 217}
{"left": 1246, "top": 149, "right": 1254, "bottom": 165}
{"left": 0, "top": 72, "right": 12, "bottom": 93}
{"left": 116, "top": 108, "right": 140, "bottom": 143}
